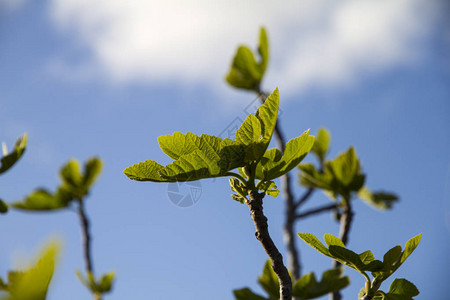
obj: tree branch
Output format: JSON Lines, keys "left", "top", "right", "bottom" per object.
{"left": 77, "top": 198, "right": 94, "bottom": 274}
{"left": 247, "top": 190, "right": 292, "bottom": 300}
{"left": 294, "top": 188, "right": 314, "bottom": 209}
{"left": 332, "top": 198, "right": 354, "bottom": 300}
{"left": 295, "top": 203, "right": 339, "bottom": 220}
{"left": 258, "top": 91, "right": 302, "bottom": 281}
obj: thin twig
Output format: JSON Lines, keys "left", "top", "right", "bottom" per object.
{"left": 295, "top": 203, "right": 340, "bottom": 220}
{"left": 295, "top": 188, "right": 314, "bottom": 209}
{"left": 77, "top": 198, "right": 94, "bottom": 273}
{"left": 247, "top": 190, "right": 292, "bottom": 300}
{"left": 332, "top": 198, "right": 354, "bottom": 300}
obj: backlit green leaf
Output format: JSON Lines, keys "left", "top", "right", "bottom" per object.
{"left": 293, "top": 268, "right": 349, "bottom": 299}
{"left": 225, "top": 27, "right": 269, "bottom": 91}
{"left": 324, "top": 234, "right": 345, "bottom": 248}
{"left": 12, "top": 187, "right": 72, "bottom": 211}
{"left": 123, "top": 160, "right": 169, "bottom": 182}
{"left": 311, "top": 128, "right": 330, "bottom": 162}
{"left": 82, "top": 157, "right": 102, "bottom": 192}
{"left": 297, "top": 233, "right": 330, "bottom": 257}
{"left": 259, "top": 130, "right": 314, "bottom": 181}
{"left": 386, "top": 278, "right": 419, "bottom": 299}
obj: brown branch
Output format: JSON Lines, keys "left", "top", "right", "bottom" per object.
{"left": 77, "top": 198, "right": 94, "bottom": 274}
{"left": 258, "top": 91, "right": 302, "bottom": 281}
{"left": 332, "top": 198, "right": 354, "bottom": 300}
{"left": 295, "top": 203, "right": 339, "bottom": 220}
{"left": 295, "top": 188, "right": 314, "bottom": 209}
{"left": 247, "top": 190, "right": 292, "bottom": 300}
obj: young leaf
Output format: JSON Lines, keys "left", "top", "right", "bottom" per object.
{"left": 0, "top": 240, "right": 60, "bottom": 300}
{"left": 259, "top": 130, "right": 315, "bottom": 181}
{"left": 235, "top": 114, "right": 265, "bottom": 161}
{"left": 60, "top": 160, "right": 83, "bottom": 191}
{"left": 225, "top": 27, "right": 269, "bottom": 91}
{"left": 82, "top": 157, "right": 102, "bottom": 192}
{"left": 0, "top": 134, "right": 27, "bottom": 175}
{"left": 311, "top": 128, "right": 330, "bottom": 162}
{"left": 400, "top": 234, "right": 422, "bottom": 265}
{"left": 257, "top": 180, "right": 279, "bottom": 197}
{"left": 76, "top": 271, "right": 115, "bottom": 294}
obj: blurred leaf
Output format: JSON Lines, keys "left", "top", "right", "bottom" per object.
{"left": 311, "top": 128, "right": 330, "bottom": 162}
{"left": 76, "top": 271, "right": 115, "bottom": 295}
{"left": 293, "top": 268, "right": 349, "bottom": 299}
{"left": 0, "top": 134, "right": 27, "bottom": 175}
{"left": 82, "top": 157, "right": 102, "bottom": 193}
{"left": 358, "top": 187, "right": 398, "bottom": 210}
{"left": 226, "top": 27, "right": 269, "bottom": 91}
{"left": 0, "top": 199, "right": 8, "bottom": 214}
{"left": 12, "top": 187, "right": 72, "bottom": 211}
{"left": 0, "top": 240, "right": 60, "bottom": 300}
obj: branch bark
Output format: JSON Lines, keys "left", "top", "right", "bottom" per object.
{"left": 247, "top": 190, "right": 292, "bottom": 300}
{"left": 331, "top": 199, "right": 354, "bottom": 300}
{"left": 77, "top": 198, "right": 94, "bottom": 274}
{"left": 295, "top": 203, "right": 339, "bottom": 220}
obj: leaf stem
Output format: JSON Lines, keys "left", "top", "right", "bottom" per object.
{"left": 226, "top": 172, "right": 247, "bottom": 185}
{"left": 247, "top": 190, "right": 292, "bottom": 300}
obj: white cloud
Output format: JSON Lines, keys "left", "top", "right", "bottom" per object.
{"left": 48, "top": 0, "right": 436, "bottom": 96}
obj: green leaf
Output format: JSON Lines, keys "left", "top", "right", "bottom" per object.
{"left": 293, "top": 268, "right": 349, "bottom": 299}
{"left": 160, "top": 149, "right": 222, "bottom": 181}
{"left": 328, "top": 245, "right": 365, "bottom": 271}
{"left": 229, "top": 177, "right": 248, "bottom": 203}
{"left": 311, "top": 128, "right": 330, "bottom": 162}
{"left": 123, "top": 160, "right": 170, "bottom": 182}
{"left": 324, "top": 234, "right": 345, "bottom": 248}
{"left": 158, "top": 132, "right": 202, "bottom": 160}
{"left": 386, "top": 279, "right": 419, "bottom": 299}
{"left": 225, "top": 27, "right": 268, "bottom": 91}
{"left": 297, "top": 233, "right": 330, "bottom": 257}
{"left": 255, "top": 89, "right": 279, "bottom": 147}
{"left": 359, "top": 250, "right": 375, "bottom": 264}
{"left": 258, "top": 27, "right": 269, "bottom": 76}
{"left": 60, "top": 159, "right": 83, "bottom": 191}
{"left": 0, "top": 240, "right": 60, "bottom": 300}
{"left": 235, "top": 114, "right": 265, "bottom": 161}
{"left": 77, "top": 271, "right": 115, "bottom": 294}
{"left": 257, "top": 180, "right": 279, "bottom": 197}
{"left": 82, "top": 157, "right": 102, "bottom": 192}
{"left": 358, "top": 187, "right": 398, "bottom": 210}
{"left": 233, "top": 288, "right": 268, "bottom": 300}
{"left": 12, "top": 187, "right": 72, "bottom": 211}
{"left": 400, "top": 234, "right": 421, "bottom": 265}
{"left": 259, "top": 130, "right": 315, "bottom": 181}
{"left": 0, "top": 134, "right": 27, "bottom": 175}
{"left": 0, "top": 199, "right": 8, "bottom": 214}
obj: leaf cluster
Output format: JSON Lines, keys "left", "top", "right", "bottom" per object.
{"left": 12, "top": 157, "right": 102, "bottom": 211}
{"left": 299, "top": 133, "right": 398, "bottom": 210}
{"left": 76, "top": 271, "right": 115, "bottom": 297}
{"left": 298, "top": 233, "right": 422, "bottom": 299}
{"left": 124, "top": 89, "right": 315, "bottom": 203}
{"left": 234, "top": 260, "right": 349, "bottom": 300}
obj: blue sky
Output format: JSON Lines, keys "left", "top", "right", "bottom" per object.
{"left": 1, "top": 0, "right": 449, "bottom": 299}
